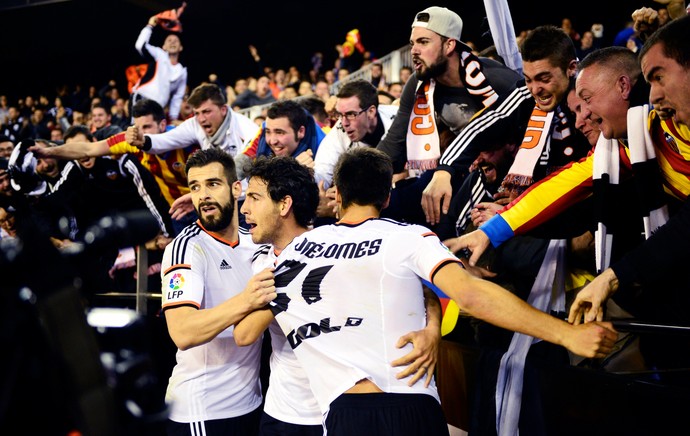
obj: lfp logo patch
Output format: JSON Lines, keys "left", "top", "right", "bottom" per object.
{"left": 169, "top": 273, "right": 185, "bottom": 291}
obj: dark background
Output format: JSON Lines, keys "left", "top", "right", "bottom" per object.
{"left": 0, "top": 0, "right": 653, "bottom": 103}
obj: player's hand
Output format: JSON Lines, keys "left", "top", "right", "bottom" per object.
{"left": 459, "top": 258, "right": 496, "bottom": 279}
{"left": 421, "top": 170, "right": 452, "bottom": 225}
{"left": 170, "top": 193, "right": 194, "bottom": 221}
{"left": 391, "top": 324, "right": 440, "bottom": 387}
{"left": 243, "top": 267, "right": 276, "bottom": 309}
{"left": 563, "top": 322, "right": 618, "bottom": 358}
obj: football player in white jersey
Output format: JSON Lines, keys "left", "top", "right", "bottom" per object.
{"left": 160, "top": 148, "right": 276, "bottom": 436}
{"left": 235, "top": 155, "right": 442, "bottom": 435}
{"left": 243, "top": 148, "right": 616, "bottom": 435}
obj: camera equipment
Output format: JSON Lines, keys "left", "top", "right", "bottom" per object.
{"left": 1, "top": 202, "right": 168, "bottom": 435}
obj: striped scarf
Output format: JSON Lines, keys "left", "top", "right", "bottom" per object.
{"left": 593, "top": 104, "right": 669, "bottom": 273}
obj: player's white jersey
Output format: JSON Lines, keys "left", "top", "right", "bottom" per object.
{"left": 269, "top": 217, "right": 461, "bottom": 414}
{"left": 161, "top": 222, "right": 262, "bottom": 423}
{"left": 251, "top": 245, "right": 323, "bottom": 425}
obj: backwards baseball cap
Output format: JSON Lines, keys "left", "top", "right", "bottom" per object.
{"left": 412, "top": 6, "right": 463, "bottom": 41}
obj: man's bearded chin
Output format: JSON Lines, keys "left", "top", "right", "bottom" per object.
{"left": 417, "top": 56, "right": 448, "bottom": 81}
{"left": 198, "top": 200, "right": 234, "bottom": 232}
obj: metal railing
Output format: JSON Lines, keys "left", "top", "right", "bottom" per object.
{"left": 237, "top": 45, "right": 411, "bottom": 120}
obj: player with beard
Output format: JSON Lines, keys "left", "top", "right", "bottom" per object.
{"left": 241, "top": 148, "right": 614, "bottom": 435}
{"left": 235, "top": 156, "right": 442, "bottom": 435}
{"left": 159, "top": 148, "right": 276, "bottom": 436}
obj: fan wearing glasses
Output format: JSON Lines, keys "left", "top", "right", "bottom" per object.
{"left": 313, "top": 79, "right": 398, "bottom": 220}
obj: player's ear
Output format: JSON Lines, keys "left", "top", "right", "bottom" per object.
{"left": 280, "top": 195, "right": 293, "bottom": 217}
{"left": 382, "top": 191, "right": 391, "bottom": 210}
{"left": 232, "top": 180, "right": 242, "bottom": 198}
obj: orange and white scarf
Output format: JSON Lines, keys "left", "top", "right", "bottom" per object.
{"left": 499, "top": 107, "right": 554, "bottom": 199}
{"left": 406, "top": 50, "right": 498, "bottom": 172}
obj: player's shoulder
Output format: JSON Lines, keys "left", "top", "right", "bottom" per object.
{"left": 369, "top": 217, "right": 434, "bottom": 235}
{"left": 251, "top": 244, "right": 274, "bottom": 268}
{"left": 238, "top": 227, "right": 263, "bottom": 251}
{"left": 169, "top": 223, "right": 204, "bottom": 247}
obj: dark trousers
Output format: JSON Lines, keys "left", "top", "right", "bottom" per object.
{"left": 166, "top": 407, "right": 261, "bottom": 436}
{"left": 325, "top": 392, "right": 449, "bottom": 436}
{"left": 259, "top": 411, "right": 323, "bottom": 436}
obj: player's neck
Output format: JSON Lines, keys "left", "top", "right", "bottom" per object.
{"left": 273, "top": 224, "right": 308, "bottom": 255}
{"left": 338, "top": 205, "right": 379, "bottom": 224}
{"left": 208, "top": 214, "right": 240, "bottom": 243}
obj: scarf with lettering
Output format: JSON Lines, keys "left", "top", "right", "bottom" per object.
{"left": 498, "top": 106, "right": 555, "bottom": 199}
{"left": 406, "top": 49, "right": 498, "bottom": 171}
{"left": 593, "top": 104, "right": 669, "bottom": 273}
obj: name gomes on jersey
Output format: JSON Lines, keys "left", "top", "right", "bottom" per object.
{"left": 292, "top": 236, "right": 383, "bottom": 259}
{"left": 271, "top": 236, "right": 383, "bottom": 350}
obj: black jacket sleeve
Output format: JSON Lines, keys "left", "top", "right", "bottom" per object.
{"left": 611, "top": 196, "right": 690, "bottom": 289}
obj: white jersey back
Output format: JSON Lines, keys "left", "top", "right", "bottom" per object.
{"left": 161, "top": 222, "right": 262, "bottom": 422}
{"left": 270, "top": 218, "right": 460, "bottom": 414}
{"left": 252, "top": 245, "right": 322, "bottom": 425}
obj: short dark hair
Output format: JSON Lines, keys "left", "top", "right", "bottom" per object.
{"left": 247, "top": 156, "right": 319, "bottom": 228}
{"left": 267, "top": 100, "right": 309, "bottom": 133}
{"left": 185, "top": 148, "right": 237, "bottom": 183}
{"left": 90, "top": 101, "right": 111, "bottom": 114}
{"left": 132, "top": 98, "right": 166, "bottom": 123}
{"left": 377, "top": 90, "right": 395, "bottom": 105}
{"left": 520, "top": 25, "right": 576, "bottom": 73}
{"left": 63, "top": 124, "right": 93, "bottom": 142}
{"left": 188, "top": 83, "right": 226, "bottom": 108}
{"left": 298, "top": 96, "right": 328, "bottom": 119}
{"left": 333, "top": 147, "right": 392, "bottom": 211}
{"left": 336, "top": 79, "right": 379, "bottom": 109}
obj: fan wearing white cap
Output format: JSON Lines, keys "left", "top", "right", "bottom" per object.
{"left": 377, "top": 6, "right": 525, "bottom": 227}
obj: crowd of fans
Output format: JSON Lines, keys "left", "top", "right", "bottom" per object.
{"left": 2, "top": 1, "right": 689, "bottom": 434}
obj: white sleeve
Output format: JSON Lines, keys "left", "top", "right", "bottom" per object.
{"left": 161, "top": 239, "right": 206, "bottom": 310}
{"left": 135, "top": 25, "right": 154, "bottom": 56}
{"left": 313, "top": 122, "right": 348, "bottom": 189}
{"left": 146, "top": 117, "right": 199, "bottom": 154}
{"left": 234, "top": 111, "right": 261, "bottom": 144}
{"left": 388, "top": 226, "right": 460, "bottom": 282}
{"left": 168, "top": 67, "right": 188, "bottom": 121}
